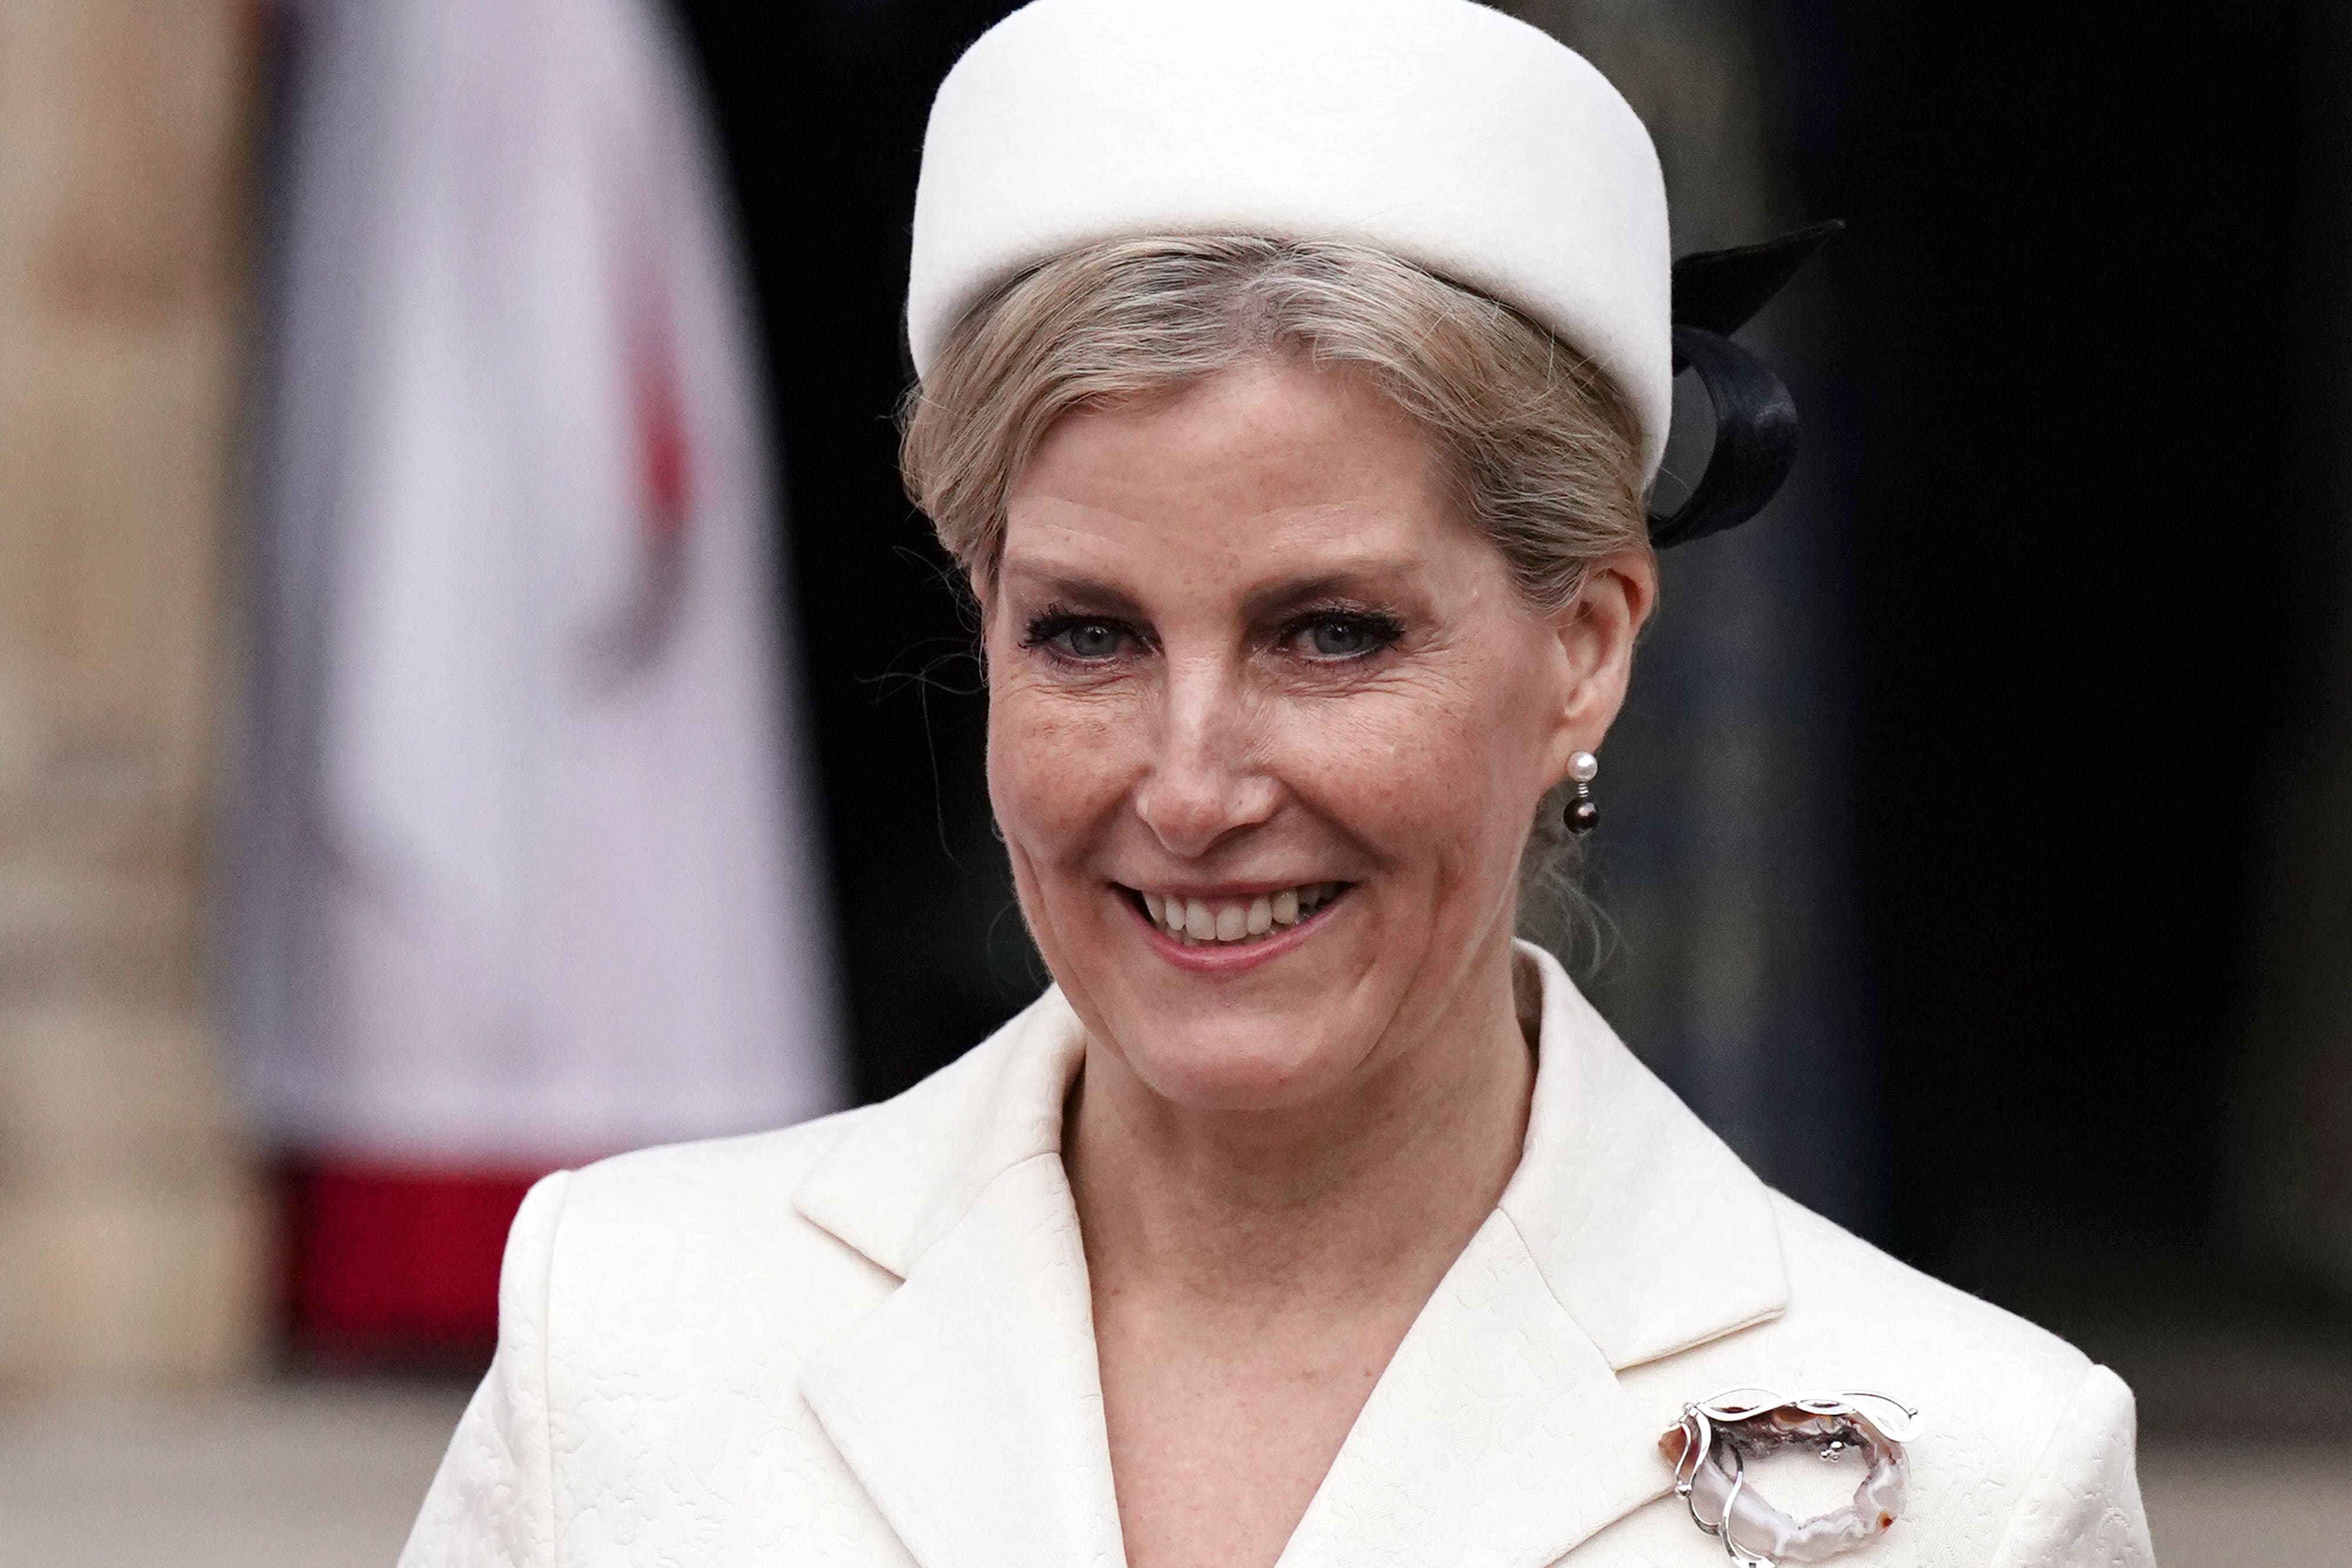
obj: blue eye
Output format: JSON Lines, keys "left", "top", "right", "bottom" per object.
{"left": 1023, "top": 614, "right": 1130, "bottom": 661}
{"left": 1057, "top": 622, "right": 1122, "bottom": 659}
{"left": 1294, "top": 613, "right": 1401, "bottom": 660}
{"left": 1308, "top": 618, "right": 1375, "bottom": 656}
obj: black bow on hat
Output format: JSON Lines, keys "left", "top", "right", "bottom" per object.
{"left": 1647, "top": 219, "right": 1842, "bottom": 549}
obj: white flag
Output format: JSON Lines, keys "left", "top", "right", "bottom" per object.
{"left": 236, "top": 0, "right": 844, "bottom": 1165}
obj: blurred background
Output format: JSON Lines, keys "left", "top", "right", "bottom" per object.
{"left": 2, "top": 0, "right": 2348, "bottom": 1562}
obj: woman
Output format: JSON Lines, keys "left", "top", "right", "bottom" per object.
{"left": 402, "top": 2, "right": 2156, "bottom": 1564}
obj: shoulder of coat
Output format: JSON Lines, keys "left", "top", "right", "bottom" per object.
{"left": 545, "top": 1106, "right": 892, "bottom": 1288}
{"left": 1763, "top": 1189, "right": 2095, "bottom": 1395}
{"left": 1616, "top": 1192, "right": 2114, "bottom": 1563}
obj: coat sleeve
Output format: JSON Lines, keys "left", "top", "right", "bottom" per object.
{"left": 397, "top": 1171, "right": 576, "bottom": 1568}
{"left": 1984, "top": 1364, "right": 2157, "bottom": 1568}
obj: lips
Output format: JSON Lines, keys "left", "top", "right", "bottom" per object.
{"left": 1132, "top": 882, "right": 1345, "bottom": 947}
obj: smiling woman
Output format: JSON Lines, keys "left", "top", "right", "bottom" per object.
{"left": 905, "top": 237, "right": 1651, "bottom": 955}
{"left": 963, "top": 341, "right": 1647, "bottom": 1110}
{"left": 964, "top": 341, "right": 1656, "bottom": 1559}
{"left": 399, "top": 3, "right": 2156, "bottom": 1567}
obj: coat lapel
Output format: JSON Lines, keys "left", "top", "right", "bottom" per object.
{"left": 1278, "top": 945, "right": 1792, "bottom": 1568}
{"left": 1499, "top": 943, "right": 1790, "bottom": 1371}
{"left": 796, "top": 991, "right": 1124, "bottom": 1568}
{"left": 791, "top": 944, "right": 1790, "bottom": 1568}
{"left": 798, "top": 1148, "right": 1125, "bottom": 1568}
{"left": 1275, "top": 1208, "right": 1671, "bottom": 1568}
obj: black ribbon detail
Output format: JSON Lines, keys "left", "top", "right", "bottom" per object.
{"left": 1646, "top": 219, "right": 1842, "bottom": 549}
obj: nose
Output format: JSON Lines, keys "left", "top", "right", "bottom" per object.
{"left": 1131, "top": 653, "right": 1279, "bottom": 859}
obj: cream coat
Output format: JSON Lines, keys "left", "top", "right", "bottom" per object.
{"left": 399, "top": 945, "right": 2157, "bottom": 1567}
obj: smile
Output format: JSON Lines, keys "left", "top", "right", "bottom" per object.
{"left": 1130, "top": 883, "right": 1347, "bottom": 947}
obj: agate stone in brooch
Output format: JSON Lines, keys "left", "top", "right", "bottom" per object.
{"left": 1660, "top": 1389, "right": 1924, "bottom": 1566}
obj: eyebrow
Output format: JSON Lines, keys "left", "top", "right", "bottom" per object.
{"left": 994, "top": 567, "right": 1150, "bottom": 618}
{"left": 998, "top": 557, "right": 1424, "bottom": 621}
{"left": 1238, "top": 567, "right": 1415, "bottom": 620}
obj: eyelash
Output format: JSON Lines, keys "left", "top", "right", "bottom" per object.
{"left": 1019, "top": 611, "right": 1135, "bottom": 662}
{"left": 1287, "top": 609, "right": 1404, "bottom": 660}
{"left": 1017, "top": 606, "right": 1404, "bottom": 665}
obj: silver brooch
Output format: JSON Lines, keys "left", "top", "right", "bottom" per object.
{"left": 1661, "top": 1388, "right": 1925, "bottom": 1566}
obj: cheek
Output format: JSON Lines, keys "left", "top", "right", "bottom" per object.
{"left": 986, "top": 680, "right": 1137, "bottom": 869}
{"left": 1288, "top": 655, "right": 1552, "bottom": 885}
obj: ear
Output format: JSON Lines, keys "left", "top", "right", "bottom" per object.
{"left": 1543, "top": 547, "right": 1658, "bottom": 775}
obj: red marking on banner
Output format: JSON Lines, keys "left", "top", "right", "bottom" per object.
{"left": 630, "top": 263, "right": 691, "bottom": 543}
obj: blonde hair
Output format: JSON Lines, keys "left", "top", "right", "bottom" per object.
{"left": 898, "top": 235, "right": 1650, "bottom": 947}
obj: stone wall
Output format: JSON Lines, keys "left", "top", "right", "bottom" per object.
{"left": 0, "top": 0, "right": 265, "bottom": 1383}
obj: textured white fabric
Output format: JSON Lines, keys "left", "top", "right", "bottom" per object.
{"left": 399, "top": 945, "right": 2154, "bottom": 1567}
{"left": 1983, "top": 1368, "right": 2159, "bottom": 1568}
{"left": 234, "top": 0, "right": 843, "bottom": 1160}
{"left": 907, "top": 0, "right": 1676, "bottom": 477}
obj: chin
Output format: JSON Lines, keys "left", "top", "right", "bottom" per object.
{"left": 1022, "top": 875, "right": 1411, "bottom": 1114}
{"left": 1115, "top": 1012, "right": 1363, "bottom": 1112}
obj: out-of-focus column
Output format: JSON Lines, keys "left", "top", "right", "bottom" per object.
{"left": 2238, "top": 1, "right": 2352, "bottom": 1296}
{"left": 0, "top": 0, "right": 266, "bottom": 1383}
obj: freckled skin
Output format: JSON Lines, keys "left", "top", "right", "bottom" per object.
{"left": 987, "top": 360, "right": 1635, "bottom": 1114}
{"left": 978, "top": 357, "right": 1653, "bottom": 1568}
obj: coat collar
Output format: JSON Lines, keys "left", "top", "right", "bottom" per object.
{"left": 1496, "top": 945, "right": 1790, "bottom": 1368}
{"left": 793, "top": 942, "right": 1788, "bottom": 1568}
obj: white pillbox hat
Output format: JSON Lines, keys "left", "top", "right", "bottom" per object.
{"left": 906, "top": 0, "right": 1675, "bottom": 479}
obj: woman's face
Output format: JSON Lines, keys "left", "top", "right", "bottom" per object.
{"left": 983, "top": 357, "right": 1649, "bottom": 1113}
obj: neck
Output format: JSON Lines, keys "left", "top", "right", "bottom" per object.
{"left": 1064, "top": 935, "right": 1536, "bottom": 1312}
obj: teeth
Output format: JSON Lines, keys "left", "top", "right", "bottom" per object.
{"left": 1138, "top": 883, "right": 1342, "bottom": 946}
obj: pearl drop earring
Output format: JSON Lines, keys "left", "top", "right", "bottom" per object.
{"left": 1564, "top": 750, "right": 1600, "bottom": 835}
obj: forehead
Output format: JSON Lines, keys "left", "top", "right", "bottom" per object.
{"left": 1000, "top": 360, "right": 1470, "bottom": 591}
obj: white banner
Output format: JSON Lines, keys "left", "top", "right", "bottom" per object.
{"left": 235, "top": 0, "right": 844, "bottom": 1162}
